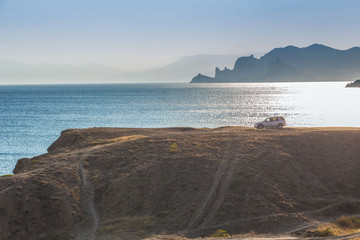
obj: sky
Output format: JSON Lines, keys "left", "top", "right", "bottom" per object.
{"left": 0, "top": 0, "right": 360, "bottom": 70}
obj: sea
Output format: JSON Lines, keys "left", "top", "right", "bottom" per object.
{"left": 1, "top": 82, "right": 359, "bottom": 175}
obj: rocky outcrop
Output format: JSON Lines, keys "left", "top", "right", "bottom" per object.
{"left": 191, "top": 73, "right": 215, "bottom": 83}
{"left": 346, "top": 79, "right": 360, "bottom": 87}
{"left": 191, "top": 44, "right": 360, "bottom": 83}
{"left": 1, "top": 127, "right": 360, "bottom": 239}
{"left": 12, "top": 158, "right": 31, "bottom": 174}
{"left": 215, "top": 55, "right": 266, "bottom": 82}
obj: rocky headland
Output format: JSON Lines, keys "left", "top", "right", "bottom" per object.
{"left": 346, "top": 79, "right": 360, "bottom": 87}
{"left": 1, "top": 127, "right": 360, "bottom": 240}
{"left": 191, "top": 44, "right": 360, "bottom": 83}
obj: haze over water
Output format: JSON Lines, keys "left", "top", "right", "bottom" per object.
{"left": 0, "top": 82, "right": 359, "bottom": 175}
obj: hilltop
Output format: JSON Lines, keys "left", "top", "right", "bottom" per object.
{"left": 1, "top": 127, "right": 360, "bottom": 240}
{"left": 191, "top": 44, "right": 360, "bottom": 83}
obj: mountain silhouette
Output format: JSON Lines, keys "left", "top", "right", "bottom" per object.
{"left": 191, "top": 44, "right": 360, "bottom": 83}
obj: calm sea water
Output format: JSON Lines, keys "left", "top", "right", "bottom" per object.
{"left": 0, "top": 82, "right": 359, "bottom": 175}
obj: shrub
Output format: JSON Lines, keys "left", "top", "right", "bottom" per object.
{"left": 169, "top": 142, "right": 178, "bottom": 153}
{"left": 335, "top": 215, "right": 360, "bottom": 229}
{"left": 211, "top": 229, "right": 230, "bottom": 238}
{"left": 315, "top": 227, "right": 335, "bottom": 237}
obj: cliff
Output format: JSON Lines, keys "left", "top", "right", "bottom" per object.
{"left": 191, "top": 44, "right": 360, "bottom": 83}
{"left": 1, "top": 127, "right": 360, "bottom": 240}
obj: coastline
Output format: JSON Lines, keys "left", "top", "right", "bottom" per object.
{"left": 2, "top": 82, "right": 360, "bottom": 176}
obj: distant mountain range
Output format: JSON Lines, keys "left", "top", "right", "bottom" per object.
{"left": 0, "top": 55, "right": 238, "bottom": 84}
{"left": 105, "top": 54, "right": 238, "bottom": 83}
{"left": 0, "top": 60, "right": 121, "bottom": 84}
{"left": 191, "top": 44, "right": 360, "bottom": 83}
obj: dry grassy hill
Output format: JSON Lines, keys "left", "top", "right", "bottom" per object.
{"left": 1, "top": 127, "right": 360, "bottom": 240}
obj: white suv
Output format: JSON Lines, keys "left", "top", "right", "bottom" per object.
{"left": 254, "top": 116, "right": 286, "bottom": 129}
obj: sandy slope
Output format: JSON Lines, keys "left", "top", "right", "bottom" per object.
{"left": 1, "top": 127, "right": 360, "bottom": 240}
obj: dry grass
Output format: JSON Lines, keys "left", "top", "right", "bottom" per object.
{"left": 0, "top": 174, "right": 13, "bottom": 178}
{"left": 99, "top": 216, "right": 155, "bottom": 234}
{"left": 169, "top": 142, "right": 178, "bottom": 153}
{"left": 143, "top": 235, "right": 188, "bottom": 240}
{"left": 90, "top": 135, "right": 147, "bottom": 146}
{"left": 335, "top": 215, "right": 360, "bottom": 229}
{"left": 210, "top": 229, "right": 230, "bottom": 238}
{"left": 310, "top": 216, "right": 360, "bottom": 237}
{"left": 314, "top": 227, "right": 336, "bottom": 237}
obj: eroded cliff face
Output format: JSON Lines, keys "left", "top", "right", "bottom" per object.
{"left": 0, "top": 151, "right": 87, "bottom": 240}
{"left": 1, "top": 127, "right": 360, "bottom": 240}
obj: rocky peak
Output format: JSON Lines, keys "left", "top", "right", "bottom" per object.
{"left": 234, "top": 55, "right": 260, "bottom": 71}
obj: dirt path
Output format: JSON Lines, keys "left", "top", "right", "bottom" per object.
{"left": 186, "top": 138, "right": 238, "bottom": 231}
{"left": 74, "top": 142, "right": 117, "bottom": 240}
{"left": 75, "top": 151, "right": 99, "bottom": 240}
{"left": 74, "top": 138, "right": 148, "bottom": 240}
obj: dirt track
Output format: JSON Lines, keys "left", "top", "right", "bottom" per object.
{"left": 1, "top": 127, "right": 360, "bottom": 240}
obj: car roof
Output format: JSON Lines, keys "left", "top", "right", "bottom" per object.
{"left": 267, "top": 116, "right": 285, "bottom": 120}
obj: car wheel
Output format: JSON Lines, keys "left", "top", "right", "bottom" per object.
{"left": 257, "top": 124, "right": 264, "bottom": 129}
{"left": 277, "top": 123, "right": 283, "bottom": 129}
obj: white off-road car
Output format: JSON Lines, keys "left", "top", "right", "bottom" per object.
{"left": 254, "top": 116, "right": 286, "bottom": 129}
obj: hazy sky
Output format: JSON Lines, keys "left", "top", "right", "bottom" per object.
{"left": 0, "top": 0, "right": 359, "bottom": 70}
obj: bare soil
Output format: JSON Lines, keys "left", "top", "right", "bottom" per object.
{"left": 1, "top": 127, "right": 360, "bottom": 240}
